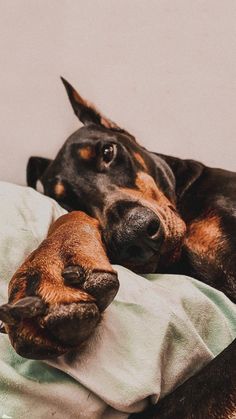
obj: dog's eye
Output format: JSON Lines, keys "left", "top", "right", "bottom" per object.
{"left": 102, "top": 144, "right": 115, "bottom": 164}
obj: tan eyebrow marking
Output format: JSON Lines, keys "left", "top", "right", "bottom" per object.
{"left": 133, "top": 152, "right": 148, "bottom": 171}
{"left": 54, "top": 182, "right": 65, "bottom": 197}
{"left": 78, "top": 146, "right": 96, "bottom": 160}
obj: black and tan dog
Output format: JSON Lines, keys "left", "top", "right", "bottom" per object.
{"left": 28, "top": 79, "right": 236, "bottom": 303}
{"left": 1, "top": 79, "right": 236, "bottom": 417}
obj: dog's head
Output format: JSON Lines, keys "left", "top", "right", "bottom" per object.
{"left": 28, "top": 79, "right": 189, "bottom": 273}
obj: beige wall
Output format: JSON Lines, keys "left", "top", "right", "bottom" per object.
{"left": 0, "top": 0, "right": 236, "bottom": 185}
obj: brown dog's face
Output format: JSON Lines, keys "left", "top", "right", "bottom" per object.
{"left": 28, "top": 79, "right": 186, "bottom": 273}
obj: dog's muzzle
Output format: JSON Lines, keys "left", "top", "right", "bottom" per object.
{"left": 104, "top": 204, "right": 164, "bottom": 268}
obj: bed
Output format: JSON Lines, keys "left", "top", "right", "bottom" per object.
{"left": 0, "top": 181, "right": 235, "bottom": 418}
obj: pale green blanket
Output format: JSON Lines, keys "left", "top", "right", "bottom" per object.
{"left": 0, "top": 182, "right": 235, "bottom": 419}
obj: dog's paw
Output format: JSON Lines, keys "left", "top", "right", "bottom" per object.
{"left": 0, "top": 260, "right": 118, "bottom": 359}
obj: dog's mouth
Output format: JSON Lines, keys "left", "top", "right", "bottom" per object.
{"left": 111, "top": 239, "right": 183, "bottom": 274}
{"left": 120, "top": 254, "right": 161, "bottom": 274}
{"left": 106, "top": 218, "right": 185, "bottom": 274}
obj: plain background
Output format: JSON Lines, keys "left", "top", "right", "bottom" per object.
{"left": 0, "top": 0, "right": 236, "bottom": 186}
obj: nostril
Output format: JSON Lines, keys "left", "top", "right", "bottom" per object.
{"left": 146, "top": 219, "right": 160, "bottom": 238}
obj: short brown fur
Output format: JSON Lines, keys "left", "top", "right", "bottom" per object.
{"left": 185, "top": 214, "right": 225, "bottom": 260}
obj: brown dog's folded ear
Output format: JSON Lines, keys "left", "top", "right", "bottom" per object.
{"left": 157, "top": 153, "right": 204, "bottom": 201}
{"left": 61, "top": 77, "right": 119, "bottom": 129}
{"left": 27, "top": 156, "right": 52, "bottom": 190}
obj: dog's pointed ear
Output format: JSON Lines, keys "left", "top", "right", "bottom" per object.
{"left": 61, "top": 77, "right": 119, "bottom": 129}
{"left": 27, "top": 157, "right": 52, "bottom": 190}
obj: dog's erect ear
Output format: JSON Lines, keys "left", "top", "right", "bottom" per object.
{"left": 61, "top": 77, "right": 119, "bottom": 129}
{"left": 27, "top": 156, "right": 52, "bottom": 189}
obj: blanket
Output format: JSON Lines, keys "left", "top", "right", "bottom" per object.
{"left": 0, "top": 181, "right": 235, "bottom": 419}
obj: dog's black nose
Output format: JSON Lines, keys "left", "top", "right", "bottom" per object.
{"left": 108, "top": 205, "right": 164, "bottom": 265}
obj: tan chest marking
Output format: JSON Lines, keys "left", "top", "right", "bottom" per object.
{"left": 185, "top": 214, "right": 224, "bottom": 259}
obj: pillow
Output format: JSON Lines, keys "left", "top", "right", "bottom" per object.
{"left": 0, "top": 181, "right": 235, "bottom": 419}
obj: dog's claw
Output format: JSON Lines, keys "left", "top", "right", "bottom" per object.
{"left": 11, "top": 296, "right": 47, "bottom": 318}
{"left": 62, "top": 265, "right": 85, "bottom": 287}
{"left": 0, "top": 296, "right": 47, "bottom": 324}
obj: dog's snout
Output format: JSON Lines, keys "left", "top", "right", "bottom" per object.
{"left": 125, "top": 207, "right": 161, "bottom": 241}
{"left": 125, "top": 206, "right": 162, "bottom": 242}
{"left": 107, "top": 204, "right": 164, "bottom": 265}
